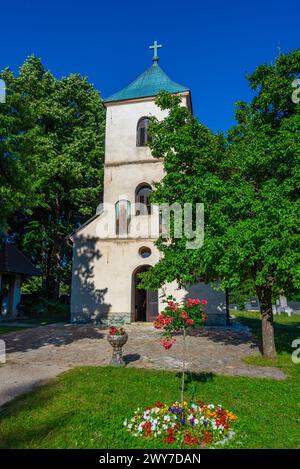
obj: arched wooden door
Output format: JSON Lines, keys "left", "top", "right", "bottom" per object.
{"left": 146, "top": 289, "right": 159, "bottom": 321}
{"left": 133, "top": 266, "right": 158, "bottom": 322}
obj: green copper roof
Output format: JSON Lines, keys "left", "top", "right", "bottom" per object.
{"left": 104, "top": 63, "right": 189, "bottom": 103}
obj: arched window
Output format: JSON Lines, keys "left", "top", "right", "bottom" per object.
{"left": 136, "top": 117, "right": 151, "bottom": 146}
{"left": 135, "top": 184, "right": 152, "bottom": 215}
{"left": 115, "top": 199, "right": 131, "bottom": 235}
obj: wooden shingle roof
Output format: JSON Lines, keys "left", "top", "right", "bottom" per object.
{"left": 0, "top": 244, "right": 42, "bottom": 276}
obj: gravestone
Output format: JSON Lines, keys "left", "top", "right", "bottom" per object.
{"left": 275, "top": 293, "right": 293, "bottom": 316}
{"left": 244, "top": 297, "right": 260, "bottom": 311}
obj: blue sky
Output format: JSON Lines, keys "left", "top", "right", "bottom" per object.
{"left": 0, "top": 0, "right": 299, "bottom": 132}
{"left": 0, "top": 79, "right": 5, "bottom": 101}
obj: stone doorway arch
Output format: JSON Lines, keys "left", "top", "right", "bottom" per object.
{"left": 132, "top": 265, "right": 158, "bottom": 322}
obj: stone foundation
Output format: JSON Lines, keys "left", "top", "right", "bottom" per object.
{"left": 71, "top": 311, "right": 227, "bottom": 326}
{"left": 71, "top": 311, "right": 131, "bottom": 325}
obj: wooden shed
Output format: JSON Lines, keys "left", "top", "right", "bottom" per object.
{"left": 0, "top": 244, "right": 41, "bottom": 320}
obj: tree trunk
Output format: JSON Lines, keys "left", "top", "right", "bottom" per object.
{"left": 45, "top": 241, "right": 62, "bottom": 300}
{"left": 45, "top": 270, "right": 59, "bottom": 300}
{"left": 256, "top": 284, "right": 277, "bottom": 360}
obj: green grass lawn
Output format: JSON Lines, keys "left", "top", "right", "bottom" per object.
{"left": 0, "top": 312, "right": 299, "bottom": 449}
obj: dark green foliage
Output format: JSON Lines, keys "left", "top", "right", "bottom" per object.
{"left": 0, "top": 56, "right": 105, "bottom": 297}
{"left": 141, "top": 50, "right": 300, "bottom": 358}
{"left": 229, "top": 280, "right": 257, "bottom": 309}
{"left": 21, "top": 296, "right": 69, "bottom": 321}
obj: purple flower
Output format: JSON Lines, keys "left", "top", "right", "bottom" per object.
{"left": 190, "top": 418, "right": 195, "bottom": 426}
{"left": 181, "top": 418, "right": 186, "bottom": 425}
{"left": 203, "top": 421, "right": 207, "bottom": 426}
{"left": 169, "top": 407, "right": 182, "bottom": 413}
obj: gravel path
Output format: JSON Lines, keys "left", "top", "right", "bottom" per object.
{"left": 0, "top": 322, "right": 285, "bottom": 406}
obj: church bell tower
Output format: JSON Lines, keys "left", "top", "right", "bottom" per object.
{"left": 70, "top": 42, "right": 227, "bottom": 326}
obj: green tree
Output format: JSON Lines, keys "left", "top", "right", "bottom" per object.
{"left": 0, "top": 59, "right": 40, "bottom": 231}
{"left": 141, "top": 50, "right": 300, "bottom": 359}
{"left": 1, "top": 56, "right": 105, "bottom": 298}
{"left": 229, "top": 279, "right": 256, "bottom": 309}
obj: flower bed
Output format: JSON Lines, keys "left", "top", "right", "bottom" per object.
{"left": 124, "top": 400, "right": 237, "bottom": 447}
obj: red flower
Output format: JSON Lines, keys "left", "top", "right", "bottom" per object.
{"left": 154, "top": 314, "right": 175, "bottom": 329}
{"left": 153, "top": 321, "right": 162, "bottom": 329}
{"left": 161, "top": 337, "right": 176, "bottom": 349}
{"left": 163, "top": 428, "right": 175, "bottom": 444}
{"left": 186, "top": 298, "right": 201, "bottom": 308}
{"left": 184, "top": 432, "right": 199, "bottom": 446}
{"left": 201, "top": 299, "right": 207, "bottom": 305}
{"left": 163, "top": 434, "right": 175, "bottom": 444}
{"left": 186, "top": 319, "right": 194, "bottom": 325}
{"left": 154, "top": 401, "right": 164, "bottom": 408}
{"left": 167, "top": 301, "right": 179, "bottom": 313}
{"left": 201, "top": 431, "right": 213, "bottom": 444}
{"left": 164, "top": 317, "right": 173, "bottom": 325}
{"left": 153, "top": 314, "right": 165, "bottom": 329}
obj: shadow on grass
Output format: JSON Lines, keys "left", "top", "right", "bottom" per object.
{"left": 234, "top": 314, "right": 300, "bottom": 356}
{"left": 0, "top": 410, "right": 74, "bottom": 449}
{"left": 174, "top": 371, "right": 215, "bottom": 401}
{"left": 184, "top": 372, "right": 214, "bottom": 384}
{"left": 0, "top": 378, "right": 75, "bottom": 449}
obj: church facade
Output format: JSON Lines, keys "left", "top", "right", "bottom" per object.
{"left": 70, "top": 43, "right": 227, "bottom": 326}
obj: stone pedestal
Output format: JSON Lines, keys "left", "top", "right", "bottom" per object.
{"left": 107, "top": 333, "right": 128, "bottom": 366}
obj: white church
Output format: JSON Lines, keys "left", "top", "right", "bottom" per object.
{"left": 70, "top": 42, "right": 227, "bottom": 326}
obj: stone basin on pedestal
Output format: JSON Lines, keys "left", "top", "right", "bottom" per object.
{"left": 107, "top": 333, "right": 128, "bottom": 367}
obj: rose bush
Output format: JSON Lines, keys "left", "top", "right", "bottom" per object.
{"left": 154, "top": 296, "right": 208, "bottom": 349}
{"left": 154, "top": 296, "right": 208, "bottom": 405}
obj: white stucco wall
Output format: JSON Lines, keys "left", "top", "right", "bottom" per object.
{"left": 103, "top": 95, "right": 188, "bottom": 206}
{"left": 104, "top": 160, "right": 164, "bottom": 206}
{"left": 104, "top": 95, "right": 189, "bottom": 166}
{"left": 71, "top": 231, "right": 161, "bottom": 323}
